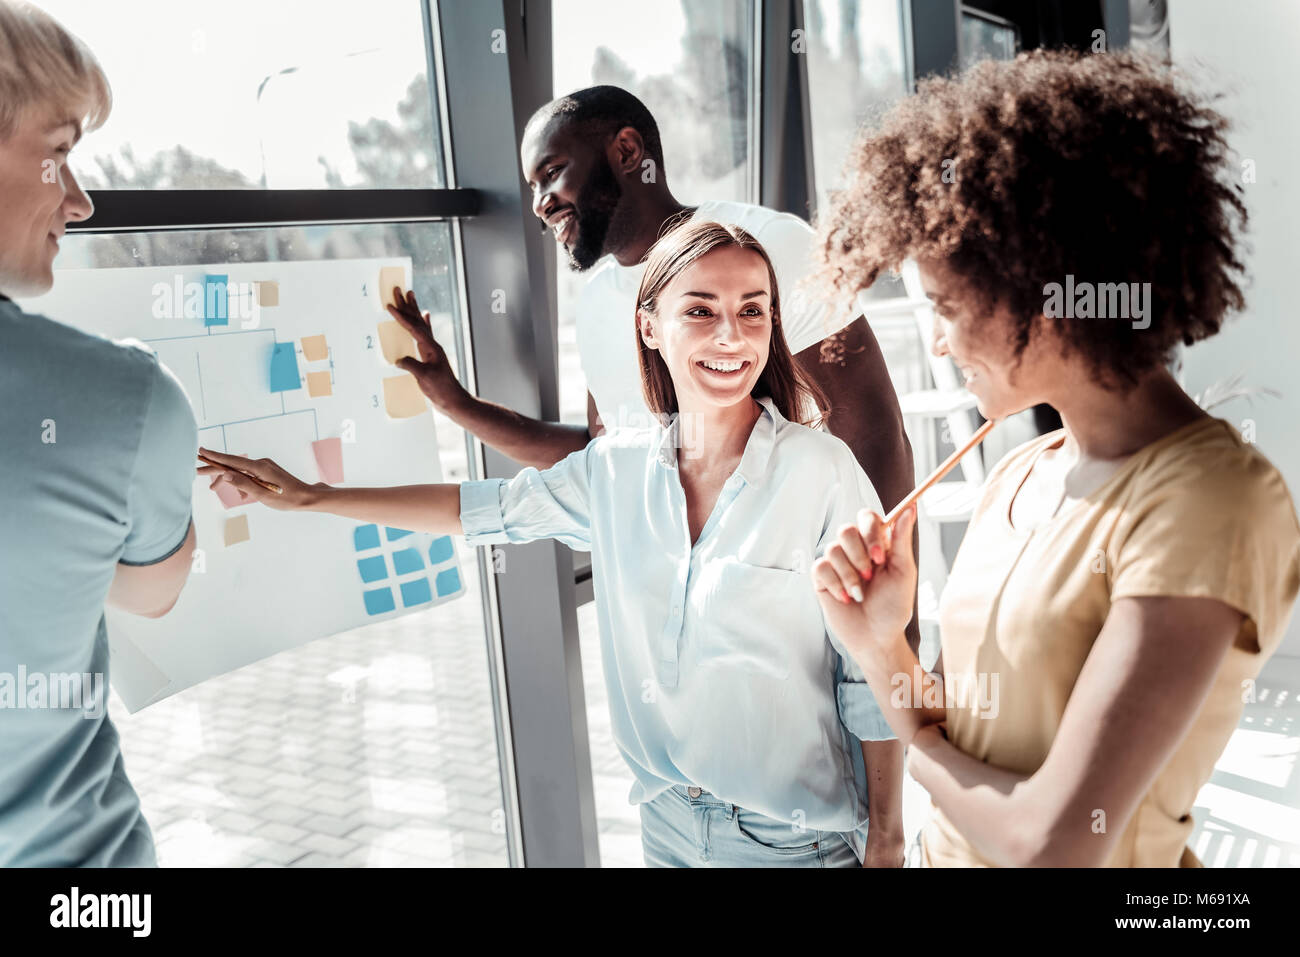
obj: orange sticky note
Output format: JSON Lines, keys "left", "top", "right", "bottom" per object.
{"left": 312, "top": 437, "right": 344, "bottom": 484}
{"left": 379, "top": 266, "right": 405, "bottom": 310}
{"left": 254, "top": 281, "right": 279, "bottom": 306}
{"left": 377, "top": 320, "right": 418, "bottom": 365}
{"left": 301, "top": 334, "right": 328, "bottom": 361}
{"left": 382, "top": 373, "right": 427, "bottom": 419}
{"left": 223, "top": 514, "right": 250, "bottom": 546}
{"left": 306, "top": 370, "right": 333, "bottom": 397}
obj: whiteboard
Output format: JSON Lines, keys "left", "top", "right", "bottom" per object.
{"left": 18, "top": 257, "right": 466, "bottom": 711}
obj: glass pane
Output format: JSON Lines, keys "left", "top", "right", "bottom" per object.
{"left": 551, "top": 0, "right": 757, "bottom": 866}
{"left": 804, "top": 0, "right": 908, "bottom": 224}
{"left": 22, "top": 224, "right": 509, "bottom": 867}
{"left": 39, "top": 1, "right": 443, "bottom": 189}
{"left": 552, "top": 0, "right": 757, "bottom": 427}
{"left": 959, "top": 10, "right": 1019, "bottom": 70}
{"left": 804, "top": 1, "right": 909, "bottom": 308}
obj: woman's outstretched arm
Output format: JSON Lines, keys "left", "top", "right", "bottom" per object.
{"left": 301, "top": 484, "right": 463, "bottom": 535}
{"left": 196, "top": 447, "right": 463, "bottom": 535}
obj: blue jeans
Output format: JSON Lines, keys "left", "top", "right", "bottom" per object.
{"left": 639, "top": 785, "right": 862, "bottom": 867}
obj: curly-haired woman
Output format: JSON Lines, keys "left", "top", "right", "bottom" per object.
{"left": 810, "top": 50, "right": 1300, "bottom": 867}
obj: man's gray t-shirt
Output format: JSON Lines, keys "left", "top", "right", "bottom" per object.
{"left": 0, "top": 296, "right": 197, "bottom": 866}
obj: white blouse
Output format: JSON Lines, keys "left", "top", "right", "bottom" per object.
{"left": 459, "top": 395, "right": 893, "bottom": 838}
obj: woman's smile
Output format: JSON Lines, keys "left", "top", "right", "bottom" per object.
{"left": 696, "top": 357, "right": 751, "bottom": 377}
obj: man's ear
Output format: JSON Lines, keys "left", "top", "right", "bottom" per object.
{"left": 637, "top": 307, "right": 659, "bottom": 349}
{"left": 609, "top": 126, "right": 645, "bottom": 175}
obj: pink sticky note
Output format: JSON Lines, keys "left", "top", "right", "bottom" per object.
{"left": 212, "top": 476, "right": 250, "bottom": 509}
{"left": 312, "top": 437, "right": 344, "bottom": 484}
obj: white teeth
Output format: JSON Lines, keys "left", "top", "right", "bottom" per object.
{"left": 701, "top": 359, "right": 744, "bottom": 372}
{"left": 552, "top": 212, "right": 573, "bottom": 235}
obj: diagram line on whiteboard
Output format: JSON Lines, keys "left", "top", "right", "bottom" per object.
{"left": 194, "top": 353, "right": 208, "bottom": 421}
{"left": 209, "top": 407, "right": 317, "bottom": 431}
{"left": 144, "top": 328, "right": 276, "bottom": 344}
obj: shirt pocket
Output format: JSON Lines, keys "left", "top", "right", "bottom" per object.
{"left": 695, "top": 560, "right": 824, "bottom": 681}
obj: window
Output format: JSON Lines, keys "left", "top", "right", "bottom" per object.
{"left": 551, "top": 0, "right": 757, "bottom": 426}
{"left": 42, "top": 0, "right": 442, "bottom": 189}
{"left": 803, "top": 0, "right": 908, "bottom": 218}
{"left": 959, "top": 7, "right": 1020, "bottom": 70}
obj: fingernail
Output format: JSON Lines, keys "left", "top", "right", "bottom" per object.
{"left": 861, "top": 566, "right": 872, "bottom": 581}
{"left": 849, "top": 586, "right": 863, "bottom": 602}
{"left": 839, "top": 588, "right": 849, "bottom": 603}
{"left": 870, "top": 545, "right": 884, "bottom": 564}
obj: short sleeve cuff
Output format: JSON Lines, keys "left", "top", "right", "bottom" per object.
{"left": 838, "top": 681, "right": 897, "bottom": 741}
{"left": 460, "top": 479, "right": 509, "bottom": 547}
{"left": 119, "top": 515, "right": 193, "bottom": 566}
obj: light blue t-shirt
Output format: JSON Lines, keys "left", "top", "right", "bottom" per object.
{"left": 0, "top": 296, "right": 197, "bottom": 867}
{"left": 460, "top": 395, "right": 895, "bottom": 855}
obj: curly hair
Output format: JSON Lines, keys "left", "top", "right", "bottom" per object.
{"left": 813, "top": 49, "right": 1248, "bottom": 389}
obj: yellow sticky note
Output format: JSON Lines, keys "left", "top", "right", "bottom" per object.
{"left": 306, "top": 370, "right": 333, "bottom": 397}
{"left": 382, "top": 373, "right": 427, "bottom": 419}
{"left": 254, "top": 281, "right": 279, "bottom": 306}
{"left": 377, "top": 320, "right": 418, "bottom": 365}
{"left": 223, "top": 514, "right": 250, "bottom": 546}
{"left": 379, "top": 266, "right": 405, "bottom": 310}
{"left": 301, "top": 334, "right": 328, "bottom": 362}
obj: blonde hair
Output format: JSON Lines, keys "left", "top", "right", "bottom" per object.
{"left": 0, "top": 1, "right": 111, "bottom": 140}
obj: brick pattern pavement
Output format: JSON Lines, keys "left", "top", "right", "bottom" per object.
{"left": 111, "top": 558, "right": 512, "bottom": 867}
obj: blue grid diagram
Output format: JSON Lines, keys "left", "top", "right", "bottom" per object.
{"left": 352, "top": 523, "right": 462, "bottom": 616}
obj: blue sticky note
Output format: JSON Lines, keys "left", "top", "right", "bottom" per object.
{"left": 204, "top": 274, "right": 228, "bottom": 327}
{"left": 392, "top": 547, "right": 424, "bottom": 575}
{"left": 434, "top": 567, "right": 461, "bottom": 597}
{"left": 400, "top": 577, "right": 432, "bottom": 607}
{"left": 384, "top": 527, "right": 413, "bottom": 542}
{"left": 428, "top": 536, "right": 454, "bottom": 564}
{"left": 269, "top": 341, "right": 301, "bottom": 392}
{"left": 353, "top": 524, "right": 381, "bottom": 551}
{"left": 357, "top": 555, "right": 388, "bottom": 583}
{"left": 363, "top": 587, "right": 396, "bottom": 616}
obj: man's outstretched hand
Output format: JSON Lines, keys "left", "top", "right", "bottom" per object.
{"left": 386, "top": 286, "right": 468, "bottom": 412}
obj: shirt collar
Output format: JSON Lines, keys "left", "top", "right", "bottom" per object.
{"left": 654, "top": 395, "right": 784, "bottom": 487}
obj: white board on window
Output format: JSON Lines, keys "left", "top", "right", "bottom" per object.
{"left": 18, "top": 257, "right": 466, "bottom": 711}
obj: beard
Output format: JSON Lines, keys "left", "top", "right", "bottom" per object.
{"left": 564, "top": 158, "right": 631, "bottom": 272}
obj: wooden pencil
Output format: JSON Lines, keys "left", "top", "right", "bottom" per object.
{"left": 197, "top": 452, "right": 283, "bottom": 495}
{"left": 884, "top": 419, "right": 997, "bottom": 529}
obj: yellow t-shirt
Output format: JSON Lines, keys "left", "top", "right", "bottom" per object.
{"left": 920, "top": 417, "right": 1300, "bottom": 867}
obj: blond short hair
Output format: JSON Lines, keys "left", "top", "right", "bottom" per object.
{"left": 0, "top": 1, "right": 110, "bottom": 140}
